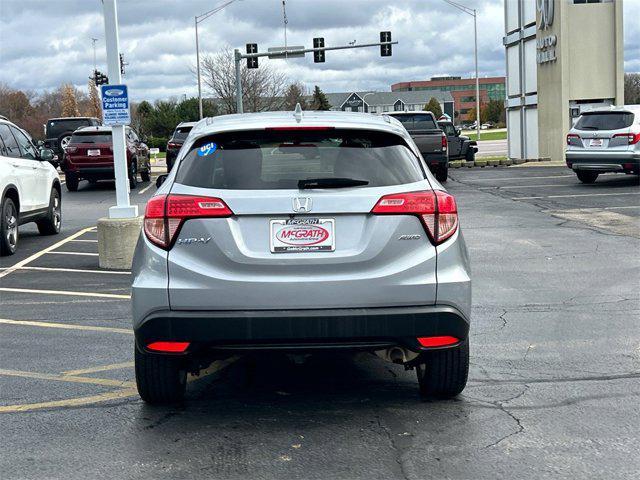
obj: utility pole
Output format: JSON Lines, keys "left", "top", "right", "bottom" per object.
{"left": 102, "top": 0, "right": 136, "bottom": 218}
{"left": 442, "top": 0, "right": 481, "bottom": 140}
{"left": 195, "top": 0, "right": 240, "bottom": 119}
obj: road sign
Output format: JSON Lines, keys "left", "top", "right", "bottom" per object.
{"left": 101, "top": 84, "right": 130, "bottom": 126}
{"left": 267, "top": 46, "right": 305, "bottom": 59}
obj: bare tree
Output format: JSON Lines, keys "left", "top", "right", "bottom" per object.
{"left": 282, "top": 82, "right": 308, "bottom": 110}
{"left": 61, "top": 84, "right": 80, "bottom": 117}
{"left": 86, "top": 79, "right": 102, "bottom": 118}
{"left": 200, "top": 47, "right": 289, "bottom": 114}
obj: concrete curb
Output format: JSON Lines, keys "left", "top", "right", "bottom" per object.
{"left": 97, "top": 216, "right": 143, "bottom": 270}
{"left": 448, "top": 158, "right": 558, "bottom": 169}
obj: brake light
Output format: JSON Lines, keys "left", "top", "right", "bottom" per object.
{"left": 143, "top": 194, "right": 233, "bottom": 249}
{"left": 613, "top": 132, "right": 640, "bottom": 145}
{"left": 146, "top": 341, "right": 190, "bottom": 353}
{"left": 65, "top": 146, "right": 78, "bottom": 153}
{"left": 167, "top": 142, "right": 181, "bottom": 149}
{"left": 265, "top": 126, "right": 335, "bottom": 131}
{"left": 417, "top": 336, "right": 459, "bottom": 348}
{"left": 566, "top": 133, "right": 580, "bottom": 145}
{"left": 441, "top": 133, "right": 448, "bottom": 151}
{"left": 371, "top": 190, "right": 458, "bottom": 245}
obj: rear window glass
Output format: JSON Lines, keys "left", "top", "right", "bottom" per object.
{"left": 47, "top": 119, "right": 92, "bottom": 138}
{"left": 175, "top": 129, "right": 425, "bottom": 190}
{"left": 390, "top": 114, "right": 437, "bottom": 131}
{"left": 173, "top": 126, "right": 193, "bottom": 141}
{"left": 574, "top": 112, "right": 634, "bottom": 131}
{"left": 70, "top": 132, "right": 112, "bottom": 144}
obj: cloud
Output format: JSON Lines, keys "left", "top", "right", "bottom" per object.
{"left": 0, "top": 0, "right": 638, "bottom": 102}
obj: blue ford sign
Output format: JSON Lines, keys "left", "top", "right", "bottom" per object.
{"left": 101, "top": 84, "right": 130, "bottom": 126}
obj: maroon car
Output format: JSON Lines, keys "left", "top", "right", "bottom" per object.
{"left": 61, "top": 126, "right": 151, "bottom": 192}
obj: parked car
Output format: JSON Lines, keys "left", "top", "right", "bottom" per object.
{"left": 566, "top": 105, "right": 640, "bottom": 183}
{"left": 438, "top": 120, "right": 477, "bottom": 162}
{"left": 387, "top": 111, "right": 449, "bottom": 182}
{"left": 44, "top": 117, "right": 101, "bottom": 163}
{"left": 132, "top": 110, "right": 471, "bottom": 404}
{"left": 0, "top": 118, "right": 61, "bottom": 255}
{"left": 61, "top": 126, "right": 151, "bottom": 191}
{"left": 166, "top": 121, "right": 197, "bottom": 172}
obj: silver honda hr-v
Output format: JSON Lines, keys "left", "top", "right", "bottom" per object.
{"left": 131, "top": 109, "right": 471, "bottom": 404}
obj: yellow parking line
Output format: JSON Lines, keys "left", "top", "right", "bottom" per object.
{"left": 0, "top": 368, "right": 136, "bottom": 389}
{"left": 0, "top": 287, "right": 130, "bottom": 299}
{"left": 0, "top": 318, "right": 132, "bottom": 334}
{"left": 63, "top": 362, "right": 134, "bottom": 376}
{"left": 0, "top": 388, "right": 138, "bottom": 413}
{"left": 0, "top": 226, "right": 95, "bottom": 279}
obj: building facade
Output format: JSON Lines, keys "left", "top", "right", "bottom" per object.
{"left": 323, "top": 91, "right": 455, "bottom": 119}
{"left": 391, "top": 76, "right": 506, "bottom": 122}
{"left": 504, "top": 0, "right": 624, "bottom": 161}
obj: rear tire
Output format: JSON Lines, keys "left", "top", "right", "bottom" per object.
{"left": 129, "top": 162, "right": 138, "bottom": 190}
{"left": 135, "top": 346, "right": 187, "bottom": 405}
{"left": 0, "top": 197, "right": 18, "bottom": 256}
{"left": 435, "top": 165, "right": 448, "bottom": 183}
{"left": 465, "top": 148, "right": 475, "bottom": 162}
{"left": 576, "top": 171, "right": 598, "bottom": 184}
{"left": 37, "top": 188, "right": 62, "bottom": 235}
{"left": 65, "top": 173, "right": 79, "bottom": 192}
{"left": 141, "top": 168, "right": 151, "bottom": 182}
{"left": 416, "top": 340, "right": 469, "bottom": 399}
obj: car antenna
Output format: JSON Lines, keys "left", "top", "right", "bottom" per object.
{"left": 293, "top": 103, "right": 303, "bottom": 123}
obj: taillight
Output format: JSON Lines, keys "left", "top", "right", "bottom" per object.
{"left": 417, "top": 336, "right": 460, "bottom": 348}
{"left": 441, "top": 133, "right": 448, "bottom": 151}
{"left": 371, "top": 190, "right": 458, "bottom": 245}
{"left": 65, "top": 146, "right": 78, "bottom": 153}
{"left": 167, "top": 142, "right": 180, "bottom": 149}
{"left": 146, "top": 341, "right": 190, "bottom": 353}
{"left": 613, "top": 132, "right": 640, "bottom": 145}
{"left": 566, "top": 133, "right": 580, "bottom": 145}
{"left": 143, "top": 194, "right": 233, "bottom": 249}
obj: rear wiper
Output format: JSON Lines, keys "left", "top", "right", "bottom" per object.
{"left": 298, "top": 177, "right": 369, "bottom": 189}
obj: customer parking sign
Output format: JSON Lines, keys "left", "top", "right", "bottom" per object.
{"left": 101, "top": 84, "right": 131, "bottom": 126}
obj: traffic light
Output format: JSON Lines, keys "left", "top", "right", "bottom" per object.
{"left": 119, "top": 53, "right": 126, "bottom": 75}
{"left": 246, "top": 43, "right": 258, "bottom": 69}
{"left": 380, "top": 31, "right": 392, "bottom": 57}
{"left": 313, "top": 37, "right": 325, "bottom": 63}
{"left": 93, "top": 70, "right": 109, "bottom": 86}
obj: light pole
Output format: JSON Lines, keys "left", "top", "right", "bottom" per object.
{"left": 361, "top": 92, "right": 375, "bottom": 113}
{"left": 442, "top": 0, "right": 481, "bottom": 140}
{"left": 195, "top": 0, "right": 240, "bottom": 119}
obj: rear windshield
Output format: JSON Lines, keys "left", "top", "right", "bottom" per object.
{"left": 172, "top": 126, "right": 193, "bottom": 141}
{"left": 574, "top": 112, "right": 634, "bottom": 131}
{"left": 390, "top": 114, "right": 437, "bottom": 131}
{"left": 175, "top": 129, "right": 424, "bottom": 190}
{"left": 70, "top": 132, "right": 112, "bottom": 144}
{"left": 47, "top": 119, "right": 92, "bottom": 138}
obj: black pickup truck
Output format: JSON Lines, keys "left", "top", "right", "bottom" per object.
{"left": 437, "top": 120, "right": 477, "bottom": 162}
{"left": 388, "top": 111, "right": 449, "bottom": 182}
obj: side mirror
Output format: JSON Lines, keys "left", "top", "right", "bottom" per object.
{"left": 37, "top": 140, "right": 45, "bottom": 147}
{"left": 156, "top": 174, "right": 168, "bottom": 188}
{"left": 39, "top": 148, "right": 55, "bottom": 161}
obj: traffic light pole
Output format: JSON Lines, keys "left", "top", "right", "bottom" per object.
{"left": 102, "top": 0, "right": 137, "bottom": 219}
{"left": 233, "top": 40, "right": 397, "bottom": 114}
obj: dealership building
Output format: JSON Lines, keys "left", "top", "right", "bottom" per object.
{"left": 391, "top": 76, "right": 506, "bottom": 122}
{"left": 324, "top": 91, "right": 455, "bottom": 119}
{"left": 504, "top": 0, "right": 624, "bottom": 162}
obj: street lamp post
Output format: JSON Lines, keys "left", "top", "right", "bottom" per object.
{"left": 195, "top": 0, "right": 240, "bottom": 120}
{"left": 443, "top": 0, "right": 481, "bottom": 140}
{"left": 361, "top": 92, "right": 375, "bottom": 112}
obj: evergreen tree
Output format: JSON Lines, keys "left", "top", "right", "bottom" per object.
{"left": 310, "top": 86, "right": 331, "bottom": 111}
{"left": 424, "top": 97, "right": 443, "bottom": 118}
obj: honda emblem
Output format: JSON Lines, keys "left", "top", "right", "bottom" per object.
{"left": 292, "top": 197, "right": 312, "bottom": 213}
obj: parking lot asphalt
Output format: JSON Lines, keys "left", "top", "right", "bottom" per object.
{"left": 1, "top": 167, "right": 639, "bottom": 479}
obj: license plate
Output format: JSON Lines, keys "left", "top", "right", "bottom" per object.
{"left": 270, "top": 218, "right": 335, "bottom": 253}
{"left": 589, "top": 139, "right": 603, "bottom": 147}
{"left": 87, "top": 149, "right": 101, "bottom": 156}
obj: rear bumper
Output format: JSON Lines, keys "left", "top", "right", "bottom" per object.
{"left": 422, "top": 152, "right": 448, "bottom": 167}
{"left": 566, "top": 150, "right": 640, "bottom": 172}
{"left": 134, "top": 305, "right": 470, "bottom": 353}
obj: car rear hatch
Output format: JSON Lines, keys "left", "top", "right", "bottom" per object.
{"left": 66, "top": 131, "right": 114, "bottom": 167}
{"left": 568, "top": 111, "right": 637, "bottom": 162}
{"left": 158, "top": 127, "right": 442, "bottom": 311}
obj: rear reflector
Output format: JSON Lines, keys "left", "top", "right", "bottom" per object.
{"left": 613, "top": 132, "right": 640, "bottom": 145}
{"left": 371, "top": 190, "right": 459, "bottom": 245}
{"left": 144, "top": 194, "right": 233, "bottom": 249}
{"left": 146, "top": 341, "right": 190, "bottom": 353}
{"left": 417, "top": 336, "right": 459, "bottom": 348}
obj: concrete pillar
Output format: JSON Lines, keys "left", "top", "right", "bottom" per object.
{"left": 97, "top": 216, "right": 143, "bottom": 270}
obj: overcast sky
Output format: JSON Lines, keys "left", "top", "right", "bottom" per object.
{"left": 0, "top": 0, "right": 638, "bottom": 102}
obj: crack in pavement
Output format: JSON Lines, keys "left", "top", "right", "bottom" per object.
{"left": 375, "top": 415, "right": 410, "bottom": 480}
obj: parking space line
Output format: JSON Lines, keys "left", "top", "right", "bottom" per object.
{"left": 469, "top": 174, "right": 576, "bottom": 182}
{"left": 0, "top": 318, "right": 132, "bottom": 334}
{"left": 63, "top": 362, "right": 134, "bottom": 376}
{"left": 515, "top": 192, "right": 640, "bottom": 200}
{"left": 0, "top": 226, "right": 95, "bottom": 279}
{"left": 480, "top": 183, "right": 576, "bottom": 190}
{"left": 0, "top": 287, "right": 130, "bottom": 299}
{"left": 0, "top": 266, "right": 130, "bottom": 275}
{"left": 47, "top": 251, "right": 99, "bottom": 256}
{"left": 69, "top": 239, "right": 98, "bottom": 243}
{"left": 0, "top": 368, "right": 136, "bottom": 389}
{"left": 138, "top": 182, "right": 155, "bottom": 195}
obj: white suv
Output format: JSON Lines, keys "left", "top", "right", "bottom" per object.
{"left": 0, "top": 118, "right": 62, "bottom": 255}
